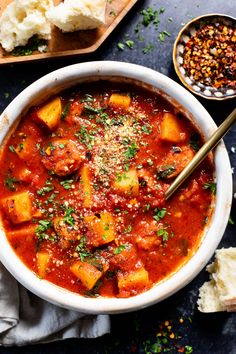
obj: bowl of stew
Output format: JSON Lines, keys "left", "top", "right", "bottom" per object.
{"left": 0, "top": 61, "right": 232, "bottom": 313}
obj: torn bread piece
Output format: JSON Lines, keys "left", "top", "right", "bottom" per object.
{"left": 46, "top": 0, "right": 107, "bottom": 32}
{"left": 0, "top": 0, "right": 53, "bottom": 52}
{"left": 198, "top": 248, "right": 236, "bottom": 313}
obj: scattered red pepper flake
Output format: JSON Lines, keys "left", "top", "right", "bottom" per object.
{"left": 183, "top": 21, "right": 236, "bottom": 89}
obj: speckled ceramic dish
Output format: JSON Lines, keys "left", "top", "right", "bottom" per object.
{"left": 173, "top": 14, "right": 236, "bottom": 100}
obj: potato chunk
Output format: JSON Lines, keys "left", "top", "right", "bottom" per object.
{"left": 80, "top": 164, "right": 93, "bottom": 208}
{"left": 113, "top": 169, "right": 139, "bottom": 196}
{"left": 37, "top": 97, "right": 62, "bottom": 131}
{"left": 160, "top": 113, "right": 186, "bottom": 143}
{"left": 36, "top": 252, "right": 50, "bottom": 278}
{"left": 15, "top": 136, "right": 35, "bottom": 161}
{"left": 70, "top": 260, "right": 102, "bottom": 290}
{"left": 84, "top": 212, "right": 116, "bottom": 247}
{"left": 118, "top": 267, "right": 150, "bottom": 297}
{"left": 8, "top": 224, "right": 37, "bottom": 239}
{"left": 42, "top": 139, "right": 85, "bottom": 177}
{"left": 109, "top": 94, "right": 131, "bottom": 108}
{"left": 1, "top": 191, "right": 32, "bottom": 224}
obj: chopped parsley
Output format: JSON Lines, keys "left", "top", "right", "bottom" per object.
{"left": 5, "top": 175, "right": 18, "bottom": 191}
{"left": 153, "top": 208, "right": 166, "bottom": 221}
{"left": 157, "top": 228, "right": 169, "bottom": 242}
{"left": 113, "top": 244, "right": 127, "bottom": 255}
{"left": 117, "top": 42, "right": 125, "bottom": 51}
{"left": 123, "top": 225, "right": 132, "bottom": 234}
{"left": 159, "top": 30, "right": 171, "bottom": 42}
{"left": 60, "top": 179, "right": 74, "bottom": 190}
{"left": 37, "top": 179, "right": 54, "bottom": 196}
{"left": 11, "top": 36, "right": 47, "bottom": 56}
{"left": 124, "top": 141, "right": 139, "bottom": 160}
{"left": 189, "top": 133, "right": 201, "bottom": 151}
{"left": 63, "top": 207, "right": 75, "bottom": 226}
{"left": 9, "top": 145, "right": 16, "bottom": 153}
{"left": 75, "top": 236, "right": 91, "bottom": 261}
{"left": 203, "top": 181, "right": 216, "bottom": 195}
{"left": 228, "top": 216, "right": 234, "bottom": 225}
{"left": 61, "top": 103, "right": 70, "bottom": 120}
{"left": 35, "top": 219, "right": 53, "bottom": 240}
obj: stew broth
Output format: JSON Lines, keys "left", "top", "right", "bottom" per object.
{"left": 0, "top": 82, "right": 214, "bottom": 298}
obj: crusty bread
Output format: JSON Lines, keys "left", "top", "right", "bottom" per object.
{"left": 198, "top": 248, "right": 236, "bottom": 313}
{"left": 0, "top": 0, "right": 53, "bottom": 52}
{"left": 46, "top": 0, "right": 107, "bottom": 32}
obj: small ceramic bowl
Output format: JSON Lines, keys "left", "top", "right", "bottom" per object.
{"left": 173, "top": 14, "right": 236, "bottom": 100}
{"left": 0, "top": 62, "right": 232, "bottom": 314}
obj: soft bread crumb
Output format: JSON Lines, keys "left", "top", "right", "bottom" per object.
{"left": 46, "top": 0, "right": 107, "bottom": 32}
{"left": 197, "top": 280, "right": 225, "bottom": 313}
{"left": 198, "top": 248, "right": 236, "bottom": 313}
{"left": 0, "top": 0, "right": 53, "bottom": 52}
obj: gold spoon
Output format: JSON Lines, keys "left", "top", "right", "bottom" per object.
{"left": 165, "top": 107, "right": 236, "bottom": 200}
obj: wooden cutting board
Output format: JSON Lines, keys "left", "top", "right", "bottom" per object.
{"left": 0, "top": 0, "right": 138, "bottom": 64}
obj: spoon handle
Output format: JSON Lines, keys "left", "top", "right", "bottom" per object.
{"left": 165, "top": 107, "right": 236, "bottom": 200}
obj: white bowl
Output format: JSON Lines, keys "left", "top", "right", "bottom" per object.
{"left": 0, "top": 61, "right": 232, "bottom": 314}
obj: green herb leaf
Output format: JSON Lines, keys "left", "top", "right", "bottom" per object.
{"left": 157, "top": 228, "right": 169, "bottom": 242}
{"left": 113, "top": 245, "right": 127, "bottom": 254}
{"left": 117, "top": 42, "right": 125, "bottom": 51}
{"left": 5, "top": 175, "right": 18, "bottom": 191}
{"left": 228, "top": 216, "right": 234, "bottom": 225}
{"left": 35, "top": 219, "right": 53, "bottom": 240}
{"left": 203, "top": 181, "right": 216, "bottom": 195}
{"left": 60, "top": 179, "right": 74, "bottom": 190}
{"left": 153, "top": 208, "right": 166, "bottom": 221}
{"left": 61, "top": 103, "right": 70, "bottom": 120}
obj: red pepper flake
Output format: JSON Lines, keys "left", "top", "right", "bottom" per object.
{"left": 183, "top": 22, "right": 236, "bottom": 89}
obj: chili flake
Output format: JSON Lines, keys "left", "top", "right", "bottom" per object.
{"left": 183, "top": 22, "right": 236, "bottom": 89}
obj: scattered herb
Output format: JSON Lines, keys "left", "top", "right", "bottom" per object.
{"left": 203, "top": 181, "right": 216, "bottom": 195}
{"left": 60, "top": 179, "right": 74, "bottom": 190}
{"left": 61, "top": 103, "right": 70, "bottom": 120}
{"left": 157, "top": 228, "right": 169, "bottom": 242}
{"left": 11, "top": 36, "right": 47, "bottom": 56}
{"left": 117, "top": 42, "right": 125, "bottom": 51}
{"left": 5, "top": 175, "right": 18, "bottom": 191}
{"left": 63, "top": 207, "right": 75, "bottom": 226}
{"left": 153, "top": 208, "right": 166, "bottom": 221}
{"left": 114, "top": 245, "right": 127, "bottom": 254}
{"left": 228, "top": 216, "right": 234, "bottom": 225}
{"left": 124, "top": 141, "right": 139, "bottom": 160}
{"left": 159, "top": 30, "right": 171, "bottom": 42}
{"left": 189, "top": 133, "right": 200, "bottom": 151}
{"left": 9, "top": 145, "right": 16, "bottom": 153}
{"left": 125, "top": 40, "right": 134, "bottom": 48}
{"left": 142, "top": 43, "right": 155, "bottom": 54}
{"left": 124, "top": 225, "right": 132, "bottom": 234}
{"left": 35, "top": 219, "right": 53, "bottom": 240}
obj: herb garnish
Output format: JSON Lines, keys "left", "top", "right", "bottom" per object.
{"left": 113, "top": 244, "right": 127, "bottom": 254}
{"left": 203, "top": 181, "right": 216, "bottom": 195}
{"left": 75, "top": 236, "right": 91, "bottom": 261}
{"left": 35, "top": 219, "right": 53, "bottom": 240}
{"left": 156, "top": 165, "right": 175, "bottom": 179}
{"left": 63, "top": 207, "right": 75, "bottom": 226}
{"left": 5, "top": 175, "right": 18, "bottom": 191}
{"left": 60, "top": 179, "right": 74, "bottom": 190}
{"left": 153, "top": 208, "right": 166, "bottom": 222}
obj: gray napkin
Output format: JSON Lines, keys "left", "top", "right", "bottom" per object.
{"left": 0, "top": 263, "right": 110, "bottom": 346}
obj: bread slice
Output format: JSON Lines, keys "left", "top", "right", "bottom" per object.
{"left": 198, "top": 248, "right": 236, "bottom": 313}
{"left": 0, "top": 0, "right": 53, "bottom": 52}
{"left": 46, "top": 0, "right": 107, "bottom": 33}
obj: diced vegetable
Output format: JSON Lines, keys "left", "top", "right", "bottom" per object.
{"left": 53, "top": 216, "right": 77, "bottom": 249}
{"left": 70, "top": 260, "right": 102, "bottom": 290}
{"left": 113, "top": 169, "right": 139, "bottom": 196}
{"left": 109, "top": 93, "right": 131, "bottom": 108}
{"left": 1, "top": 191, "right": 32, "bottom": 224}
{"left": 84, "top": 212, "right": 116, "bottom": 246}
{"left": 37, "top": 97, "right": 62, "bottom": 130}
{"left": 117, "top": 267, "right": 149, "bottom": 296}
{"left": 160, "top": 113, "right": 186, "bottom": 143}
{"left": 36, "top": 251, "right": 50, "bottom": 278}
{"left": 80, "top": 165, "right": 93, "bottom": 208}
{"left": 15, "top": 136, "right": 35, "bottom": 161}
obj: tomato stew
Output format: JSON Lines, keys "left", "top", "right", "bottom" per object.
{"left": 0, "top": 82, "right": 214, "bottom": 298}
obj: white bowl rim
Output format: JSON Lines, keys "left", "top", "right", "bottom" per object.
{"left": 0, "top": 61, "right": 232, "bottom": 314}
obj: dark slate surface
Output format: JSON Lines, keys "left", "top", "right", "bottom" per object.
{"left": 0, "top": 0, "right": 235, "bottom": 353}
